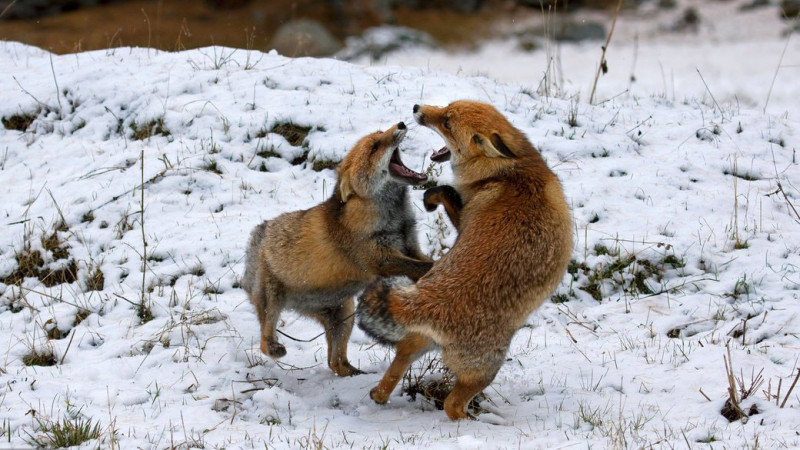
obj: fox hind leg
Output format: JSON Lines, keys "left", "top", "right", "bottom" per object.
{"left": 370, "top": 332, "right": 435, "bottom": 404}
{"left": 443, "top": 372, "right": 495, "bottom": 421}
{"left": 253, "top": 264, "right": 287, "bottom": 358}
{"left": 441, "top": 349, "right": 504, "bottom": 420}
{"left": 313, "top": 298, "right": 362, "bottom": 377}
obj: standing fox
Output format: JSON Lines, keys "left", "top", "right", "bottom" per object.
{"left": 242, "top": 122, "right": 433, "bottom": 377}
{"left": 357, "top": 101, "right": 573, "bottom": 419}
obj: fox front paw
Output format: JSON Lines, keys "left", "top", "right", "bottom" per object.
{"left": 445, "top": 409, "right": 476, "bottom": 421}
{"left": 369, "top": 387, "right": 390, "bottom": 404}
{"left": 423, "top": 185, "right": 462, "bottom": 212}
{"left": 260, "top": 339, "right": 287, "bottom": 358}
{"left": 331, "top": 361, "right": 364, "bottom": 377}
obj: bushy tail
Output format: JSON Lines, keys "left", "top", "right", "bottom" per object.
{"left": 356, "top": 276, "right": 414, "bottom": 346}
{"left": 241, "top": 222, "right": 267, "bottom": 294}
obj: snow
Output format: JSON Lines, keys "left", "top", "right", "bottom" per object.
{"left": 362, "top": 1, "right": 800, "bottom": 119}
{"left": 1, "top": 2, "right": 800, "bottom": 449}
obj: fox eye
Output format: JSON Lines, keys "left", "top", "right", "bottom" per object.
{"left": 442, "top": 117, "right": 451, "bottom": 130}
{"left": 370, "top": 142, "right": 380, "bottom": 154}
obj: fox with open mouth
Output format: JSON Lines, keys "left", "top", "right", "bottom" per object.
{"left": 242, "top": 122, "right": 433, "bottom": 377}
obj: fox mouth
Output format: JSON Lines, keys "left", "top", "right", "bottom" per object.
{"left": 389, "top": 149, "right": 428, "bottom": 184}
{"left": 430, "top": 146, "right": 451, "bottom": 162}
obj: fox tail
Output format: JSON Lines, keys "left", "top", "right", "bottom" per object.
{"left": 356, "top": 276, "right": 414, "bottom": 345}
{"left": 241, "top": 222, "right": 267, "bottom": 295}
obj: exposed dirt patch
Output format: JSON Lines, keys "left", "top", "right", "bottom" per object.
{"left": 2, "top": 112, "right": 39, "bottom": 131}
{"left": 0, "top": 0, "right": 512, "bottom": 54}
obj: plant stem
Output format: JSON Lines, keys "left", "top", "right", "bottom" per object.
{"left": 590, "top": 0, "right": 623, "bottom": 104}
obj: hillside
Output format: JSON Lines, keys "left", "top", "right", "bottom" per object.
{"left": 1, "top": 41, "right": 799, "bottom": 448}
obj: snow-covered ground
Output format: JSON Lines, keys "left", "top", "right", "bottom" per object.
{"left": 361, "top": 1, "right": 800, "bottom": 120}
{"left": 1, "top": 2, "right": 799, "bottom": 449}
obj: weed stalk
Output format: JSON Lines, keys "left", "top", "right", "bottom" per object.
{"left": 589, "top": 0, "right": 623, "bottom": 104}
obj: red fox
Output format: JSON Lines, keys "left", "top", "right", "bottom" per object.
{"left": 242, "top": 122, "right": 433, "bottom": 377}
{"left": 357, "top": 101, "right": 573, "bottom": 419}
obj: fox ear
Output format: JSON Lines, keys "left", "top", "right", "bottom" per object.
{"left": 472, "top": 133, "right": 516, "bottom": 158}
{"left": 489, "top": 133, "right": 517, "bottom": 158}
{"left": 338, "top": 171, "right": 354, "bottom": 201}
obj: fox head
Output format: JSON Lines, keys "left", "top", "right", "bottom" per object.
{"left": 337, "top": 122, "right": 427, "bottom": 201}
{"left": 413, "top": 100, "right": 536, "bottom": 176}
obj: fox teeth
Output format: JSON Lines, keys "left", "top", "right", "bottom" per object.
{"left": 389, "top": 149, "right": 427, "bottom": 184}
{"left": 430, "top": 146, "right": 451, "bottom": 162}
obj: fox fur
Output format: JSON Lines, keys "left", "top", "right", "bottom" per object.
{"left": 242, "top": 122, "right": 432, "bottom": 377}
{"left": 357, "top": 101, "right": 573, "bottom": 419}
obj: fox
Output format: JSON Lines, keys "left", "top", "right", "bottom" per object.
{"left": 356, "top": 100, "right": 573, "bottom": 419}
{"left": 242, "top": 122, "right": 433, "bottom": 377}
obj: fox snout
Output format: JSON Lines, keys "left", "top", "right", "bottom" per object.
{"left": 412, "top": 104, "right": 424, "bottom": 125}
{"left": 392, "top": 121, "right": 407, "bottom": 144}
{"left": 411, "top": 104, "right": 439, "bottom": 127}
{"left": 413, "top": 104, "right": 451, "bottom": 162}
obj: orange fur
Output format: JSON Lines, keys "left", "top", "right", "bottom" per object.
{"left": 242, "top": 123, "right": 432, "bottom": 376}
{"left": 358, "top": 101, "right": 573, "bottom": 418}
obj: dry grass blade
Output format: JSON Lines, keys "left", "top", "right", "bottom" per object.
{"left": 0, "top": 0, "right": 16, "bottom": 19}
{"left": 589, "top": 0, "right": 623, "bottom": 104}
{"left": 764, "top": 27, "right": 793, "bottom": 114}
{"left": 766, "top": 182, "right": 800, "bottom": 225}
{"left": 721, "top": 342, "right": 745, "bottom": 421}
{"left": 738, "top": 368, "right": 764, "bottom": 400}
{"left": 780, "top": 369, "right": 800, "bottom": 409}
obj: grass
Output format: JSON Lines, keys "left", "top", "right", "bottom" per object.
{"left": 85, "top": 265, "right": 105, "bottom": 292}
{"left": 311, "top": 158, "right": 338, "bottom": 172}
{"left": 567, "top": 95, "right": 580, "bottom": 127}
{"left": 414, "top": 160, "right": 443, "bottom": 191}
{"left": 720, "top": 342, "right": 762, "bottom": 422}
{"left": 401, "top": 354, "right": 488, "bottom": 415}
{"left": 2, "top": 248, "right": 45, "bottom": 286}
{"left": 271, "top": 122, "right": 312, "bottom": 147}
{"left": 424, "top": 211, "right": 453, "bottom": 260}
{"left": 2, "top": 111, "right": 38, "bottom": 131}
{"left": 130, "top": 117, "right": 170, "bottom": 140}
{"left": 562, "top": 242, "right": 685, "bottom": 302}
{"left": 2, "top": 224, "right": 79, "bottom": 288}
{"left": 290, "top": 149, "right": 311, "bottom": 166}
{"left": 0, "top": 13, "right": 796, "bottom": 449}
{"left": 202, "top": 158, "right": 223, "bottom": 175}
{"left": 26, "top": 410, "right": 102, "bottom": 449}
{"left": 23, "top": 347, "right": 57, "bottom": 367}
{"left": 575, "top": 400, "right": 609, "bottom": 430}
{"left": 249, "top": 122, "right": 326, "bottom": 169}
{"left": 256, "top": 142, "right": 282, "bottom": 159}
{"left": 589, "top": 0, "right": 624, "bottom": 104}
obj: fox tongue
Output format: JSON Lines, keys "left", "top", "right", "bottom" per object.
{"left": 430, "top": 146, "right": 451, "bottom": 162}
{"left": 389, "top": 150, "right": 428, "bottom": 184}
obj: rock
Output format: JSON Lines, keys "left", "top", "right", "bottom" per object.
{"left": 553, "top": 20, "right": 607, "bottom": 41}
{"left": 515, "top": 0, "right": 646, "bottom": 10}
{"left": 446, "top": 0, "right": 483, "bottom": 13}
{"left": 780, "top": 0, "right": 800, "bottom": 17}
{"left": 739, "top": 0, "right": 769, "bottom": 11}
{"left": 337, "top": 26, "right": 437, "bottom": 61}
{"left": 669, "top": 7, "right": 701, "bottom": 32}
{"left": 515, "top": 0, "right": 578, "bottom": 11}
{"left": 0, "top": 0, "right": 120, "bottom": 20}
{"left": 269, "top": 19, "right": 341, "bottom": 58}
{"left": 391, "top": 0, "right": 483, "bottom": 13}
{"left": 519, "top": 20, "right": 607, "bottom": 44}
{"left": 204, "top": 0, "right": 252, "bottom": 9}
{"left": 657, "top": 0, "right": 678, "bottom": 9}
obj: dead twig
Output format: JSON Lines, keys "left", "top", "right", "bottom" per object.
{"left": 589, "top": 0, "right": 623, "bottom": 104}
{"left": 721, "top": 341, "right": 745, "bottom": 421}
{"left": 766, "top": 182, "right": 800, "bottom": 224}
{"left": 780, "top": 368, "right": 800, "bottom": 409}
